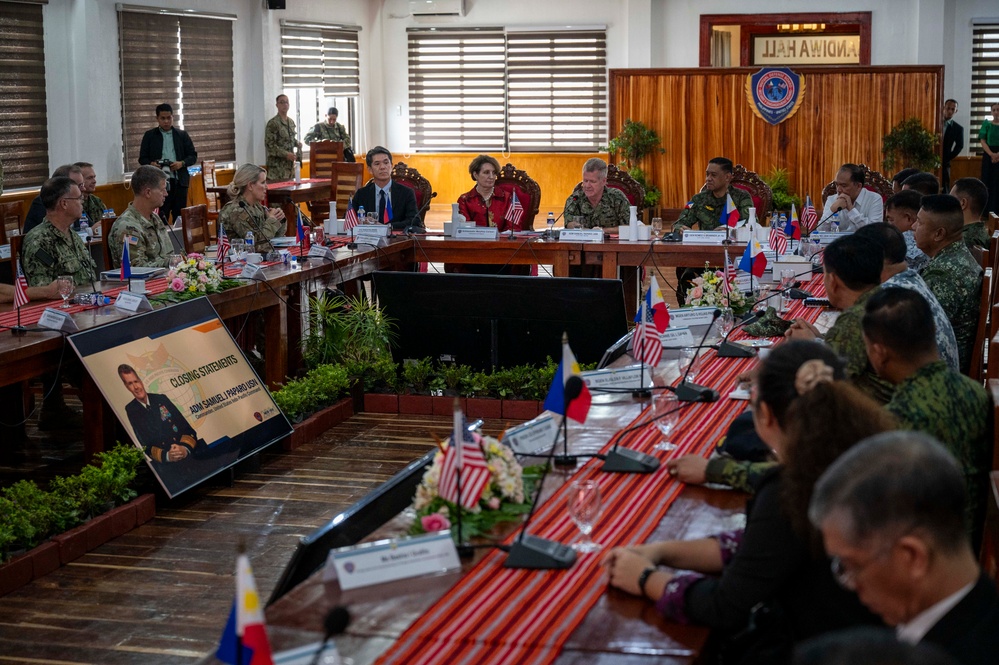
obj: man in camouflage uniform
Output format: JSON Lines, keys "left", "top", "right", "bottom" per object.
{"left": 304, "top": 107, "right": 352, "bottom": 152}
{"left": 885, "top": 190, "right": 929, "bottom": 272}
{"left": 22, "top": 176, "right": 97, "bottom": 287}
{"left": 108, "top": 166, "right": 174, "bottom": 268}
{"left": 265, "top": 94, "right": 301, "bottom": 183}
{"left": 785, "top": 235, "right": 894, "bottom": 404}
{"left": 914, "top": 194, "right": 983, "bottom": 374}
{"left": 562, "top": 158, "right": 630, "bottom": 229}
{"left": 667, "top": 453, "right": 775, "bottom": 494}
{"left": 862, "top": 287, "right": 989, "bottom": 541}
{"left": 24, "top": 164, "right": 85, "bottom": 235}
{"left": 950, "top": 177, "right": 991, "bottom": 250}
{"left": 673, "top": 157, "right": 753, "bottom": 232}
{"left": 74, "top": 161, "right": 107, "bottom": 230}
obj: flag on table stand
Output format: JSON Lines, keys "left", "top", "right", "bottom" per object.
{"left": 382, "top": 195, "right": 394, "bottom": 225}
{"left": 13, "top": 259, "right": 29, "bottom": 309}
{"left": 722, "top": 193, "right": 740, "bottom": 228}
{"left": 721, "top": 248, "right": 734, "bottom": 296}
{"left": 801, "top": 196, "right": 818, "bottom": 234}
{"left": 632, "top": 275, "right": 669, "bottom": 368}
{"left": 769, "top": 223, "right": 788, "bottom": 256}
{"left": 217, "top": 224, "right": 231, "bottom": 264}
{"left": 504, "top": 190, "right": 524, "bottom": 229}
{"left": 438, "top": 406, "right": 492, "bottom": 510}
{"left": 542, "top": 336, "right": 592, "bottom": 423}
{"left": 785, "top": 203, "right": 802, "bottom": 240}
{"left": 216, "top": 554, "right": 274, "bottom": 665}
{"left": 739, "top": 236, "right": 768, "bottom": 278}
{"left": 120, "top": 237, "right": 132, "bottom": 280}
{"left": 344, "top": 197, "right": 359, "bottom": 231}
{"left": 296, "top": 209, "right": 306, "bottom": 243}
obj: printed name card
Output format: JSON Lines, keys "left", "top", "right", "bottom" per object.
{"left": 558, "top": 228, "right": 604, "bottom": 242}
{"left": 660, "top": 327, "right": 695, "bottom": 347}
{"left": 735, "top": 274, "right": 754, "bottom": 292}
{"left": 351, "top": 224, "right": 391, "bottom": 238}
{"left": 38, "top": 308, "right": 79, "bottom": 333}
{"left": 0, "top": 244, "right": 9, "bottom": 260}
{"left": 809, "top": 231, "right": 852, "bottom": 244}
{"left": 502, "top": 415, "right": 558, "bottom": 455}
{"left": 330, "top": 531, "right": 460, "bottom": 590}
{"left": 114, "top": 291, "right": 152, "bottom": 313}
{"left": 580, "top": 364, "right": 654, "bottom": 389}
{"left": 668, "top": 306, "right": 717, "bottom": 328}
{"left": 681, "top": 230, "right": 727, "bottom": 244}
{"left": 308, "top": 245, "right": 335, "bottom": 260}
{"left": 454, "top": 226, "right": 499, "bottom": 241}
{"left": 239, "top": 262, "right": 263, "bottom": 280}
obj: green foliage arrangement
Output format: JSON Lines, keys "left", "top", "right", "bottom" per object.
{"left": 303, "top": 294, "right": 397, "bottom": 370}
{"left": 882, "top": 117, "right": 940, "bottom": 172}
{"left": 603, "top": 119, "right": 665, "bottom": 209}
{"left": 271, "top": 363, "right": 350, "bottom": 422}
{"left": 760, "top": 167, "right": 803, "bottom": 212}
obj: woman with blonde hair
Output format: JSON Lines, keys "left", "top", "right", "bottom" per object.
{"left": 217, "top": 163, "right": 286, "bottom": 253}
{"left": 603, "top": 341, "right": 892, "bottom": 663}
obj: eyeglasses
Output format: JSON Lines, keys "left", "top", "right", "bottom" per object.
{"left": 829, "top": 531, "right": 908, "bottom": 589}
{"left": 61, "top": 195, "right": 86, "bottom": 203}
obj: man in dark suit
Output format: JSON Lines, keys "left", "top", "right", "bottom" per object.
{"left": 118, "top": 363, "right": 198, "bottom": 466}
{"left": 942, "top": 99, "right": 964, "bottom": 192}
{"left": 138, "top": 103, "right": 197, "bottom": 224}
{"left": 350, "top": 146, "right": 421, "bottom": 231}
{"left": 811, "top": 431, "right": 999, "bottom": 665}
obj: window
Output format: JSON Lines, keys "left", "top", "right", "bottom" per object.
{"left": 971, "top": 22, "right": 999, "bottom": 155}
{"left": 407, "top": 27, "right": 607, "bottom": 152}
{"left": 280, "top": 21, "right": 361, "bottom": 151}
{"left": 0, "top": 0, "right": 49, "bottom": 189}
{"left": 118, "top": 7, "right": 236, "bottom": 171}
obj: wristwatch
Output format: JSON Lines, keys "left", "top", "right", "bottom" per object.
{"left": 637, "top": 566, "right": 656, "bottom": 597}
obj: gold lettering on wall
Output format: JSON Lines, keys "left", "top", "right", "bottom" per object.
{"left": 755, "top": 35, "right": 860, "bottom": 65}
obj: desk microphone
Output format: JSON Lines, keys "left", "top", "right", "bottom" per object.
{"left": 406, "top": 191, "right": 437, "bottom": 235}
{"left": 501, "top": 376, "right": 581, "bottom": 569}
{"left": 667, "top": 308, "right": 721, "bottom": 402}
{"left": 307, "top": 605, "right": 350, "bottom": 665}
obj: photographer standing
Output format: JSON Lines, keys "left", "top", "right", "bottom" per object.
{"left": 138, "top": 103, "right": 197, "bottom": 225}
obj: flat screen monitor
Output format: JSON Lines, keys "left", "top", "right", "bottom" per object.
{"left": 372, "top": 272, "right": 628, "bottom": 371}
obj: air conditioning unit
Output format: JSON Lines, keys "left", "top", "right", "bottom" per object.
{"left": 409, "top": 0, "right": 465, "bottom": 19}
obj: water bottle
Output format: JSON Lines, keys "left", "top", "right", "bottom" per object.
{"left": 778, "top": 212, "right": 787, "bottom": 231}
{"left": 293, "top": 161, "right": 301, "bottom": 184}
{"left": 831, "top": 213, "right": 840, "bottom": 233}
{"left": 547, "top": 212, "right": 555, "bottom": 235}
{"left": 80, "top": 216, "right": 91, "bottom": 240}
{"left": 357, "top": 206, "right": 366, "bottom": 224}
{"left": 245, "top": 229, "right": 255, "bottom": 253}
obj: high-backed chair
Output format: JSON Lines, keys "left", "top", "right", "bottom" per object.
{"left": 180, "top": 204, "right": 210, "bottom": 255}
{"left": 306, "top": 141, "right": 345, "bottom": 226}
{"left": 9, "top": 234, "right": 23, "bottom": 271}
{"left": 820, "top": 164, "right": 894, "bottom": 205}
{"left": 697, "top": 164, "right": 774, "bottom": 218}
{"left": 391, "top": 162, "right": 433, "bottom": 225}
{"left": 0, "top": 201, "right": 24, "bottom": 244}
{"left": 101, "top": 232, "right": 114, "bottom": 272}
{"left": 494, "top": 163, "right": 541, "bottom": 230}
{"left": 330, "top": 162, "right": 365, "bottom": 220}
{"left": 201, "top": 160, "right": 220, "bottom": 223}
{"left": 605, "top": 163, "right": 645, "bottom": 207}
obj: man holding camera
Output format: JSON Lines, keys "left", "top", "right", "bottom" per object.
{"left": 138, "top": 103, "right": 197, "bottom": 225}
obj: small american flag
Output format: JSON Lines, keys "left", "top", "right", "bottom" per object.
{"left": 13, "top": 260, "right": 29, "bottom": 308}
{"left": 344, "top": 197, "right": 359, "bottom": 231}
{"left": 217, "top": 223, "right": 231, "bottom": 262}
{"left": 721, "top": 248, "right": 735, "bottom": 296}
{"left": 504, "top": 190, "right": 524, "bottom": 229}
{"left": 632, "top": 277, "right": 668, "bottom": 368}
{"left": 438, "top": 408, "right": 492, "bottom": 510}
{"left": 801, "top": 196, "right": 818, "bottom": 233}
{"left": 769, "top": 223, "right": 788, "bottom": 255}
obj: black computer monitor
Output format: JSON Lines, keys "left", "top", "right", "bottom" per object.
{"left": 372, "top": 272, "right": 629, "bottom": 371}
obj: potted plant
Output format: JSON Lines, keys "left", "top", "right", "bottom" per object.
{"left": 882, "top": 117, "right": 940, "bottom": 172}
{"left": 399, "top": 357, "right": 435, "bottom": 414}
{"left": 760, "top": 167, "right": 802, "bottom": 215}
{"left": 603, "top": 119, "right": 665, "bottom": 208}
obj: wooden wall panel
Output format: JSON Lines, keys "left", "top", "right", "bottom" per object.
{"left": 610, "top": 66, "right": 942, "bottom": 210}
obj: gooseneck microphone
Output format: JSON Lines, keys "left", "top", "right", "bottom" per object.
{"left": 667, "top": 309, "right": 721, "bottom": 403}
{"left": 407, "top": 191, "right": 437, "bottom": 234}
{"left": 307, "top": 605, "right": 351, "bottom": 665}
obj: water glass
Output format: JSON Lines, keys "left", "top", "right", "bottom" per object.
{"left": 567, "top": 479, "right": 602, "bottom": 553}
{"left": 57, "top": 275, "right": 74, "bottom": 309}
{"left": 718, "top": 307, "right": 735, "bottom": 339}
{"left": 366, "top": 212, "right": 379, "bottom": 225}
{"left": 652, "top": 392, "right": 679, "bottom": 452}
{"left": 168, "top": 254, "right": 183, "bottom": 269}
{"left": 755, "top": 284, "right": 772, "bottom": 312}
{"left": 651, "top": 217, "right": 663, "bottom": 239}
{"left": 679, "top": 346, "right": 702, "bottom": 381}
{"left": 779, "top": 268, "right": 795, "bottom": 312}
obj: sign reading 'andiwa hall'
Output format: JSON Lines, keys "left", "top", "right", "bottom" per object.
{"left": 753, "top": 34, "right": 861, "bottom": 65}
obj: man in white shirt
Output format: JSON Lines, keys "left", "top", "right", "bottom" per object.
{"left": 821, "top": 163, "right": 884, "bottom": 230}
{"left": 810, "top": 431, "right": 999, "bottom": 665}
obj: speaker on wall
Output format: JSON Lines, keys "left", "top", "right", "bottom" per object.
{"left": 266, "top": 0, "right": 286, "bottom": 9}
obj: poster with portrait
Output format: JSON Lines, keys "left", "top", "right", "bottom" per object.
{"left": 69, "top": 298, "right": 292, "bottom": 497}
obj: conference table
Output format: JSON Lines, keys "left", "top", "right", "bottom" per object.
{"left": 262, "top": 273, "right": 828, "bottom": 665}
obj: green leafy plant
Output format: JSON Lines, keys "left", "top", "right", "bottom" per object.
{"left": 760, "top": 167, "right": 802, "bottom": 212}
{"left": 603, "top": 119, "right": 665, "bottom": 208}
{"left": 882, "top": 117, "right": 940, "bottom": 172}
{"left": 344, "top": 355, "right": 399, "bottom": 393}
{"left": 303, "top": 294, "right": 397, "bottom": 370}
{"left": 272, "top": 363, "right": 350, "bottom": 421}
{"left": 401, "top": 357, "right": 435, "bottom": 395}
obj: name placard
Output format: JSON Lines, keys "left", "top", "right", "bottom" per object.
{"left": 0, "top": 244, "right": 9, "bottom": 260}
{"left": 352, "top": 224, "right": 391, "bottom": 238}
{"left": 38, "top": 308, "right": 79, "bottom": 333}
{"left": 308, "top": 244, "right": 335, "bottom": 260}
{"left": 809, "top": 230, "right": 852, "bottom": 244}
{"left": 558, "top": 228, "right": 605, "bottom": 243}
{"left": 454, "top": 226, "right": 499, "bottom": 241}
{"left": 682, "top": 231, "right": 727, "bottom": 244}
{"left": 668, "top": 306, "right": 718, "bottom": 328}
{"left": 580, "top": 364, "right": 654, "bottom": 389}
{"left": 239, "top": 263, "right": 263, "bottom": 280}
{"left": 660, "top": 327, "right": 695, "bottom": 347}
{"left": 114, "top": 291, "right": 152, "bottom": 313}
{"left": 330, "top": 531, "right": 460, "bottom": 591}
{"left": 502, "top": 415, "right": 558, "bottom": 455}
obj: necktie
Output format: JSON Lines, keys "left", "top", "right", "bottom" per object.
{"left": 378, "top": 189, "right": 386, "bottom": 224}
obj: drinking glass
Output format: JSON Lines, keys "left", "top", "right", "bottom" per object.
{"left": 651, "top": 217, "right": 663, "bottom": 239}
{"left": 366, "top": 212, "right": 379, "bottom": 225}
{"left": 755, "top": 284, "right": 772, "bottom": 312}
{"left": 568, "top": 216, "right": 583, "bottom": 229}
{"left": 779, "top": 268, "right": 795, "bottom": 312}
{"left": 57, "top": 275, "right": 74, "bottom": 309}
{"left": 566, "top": 479, "right": 602, "bottom": 554}
{"left": 168, "top": 254, "right": 183, "bottom": 269}
{"left": 679, "top": 346, "right": 702, "bottom": 382}
{"left": 652, "top": 392, "right": 679, "bottom": 452}
{"left": 718, "top": 307, "right": 735, "bottom": 339}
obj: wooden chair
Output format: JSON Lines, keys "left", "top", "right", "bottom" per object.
{"left": 697, "top": 164, "right": 774, "bottom": 218}
{"left": 329, "top": 162, "right": 364, "bottom": 220}
{"left": 9, "top": 234, "right": 23, "bottom": 269}
{"left": 820, "top": 164, "right": 894, "bottom": 205}
{"left": 180, "top": 204, "right": 210, "bottom": 255}
{"left": 970, "top": 271, "right": 990, "bottom": 382}
{"left": 391, "top": 162, "right": 433, "bottom": 224}
{"left": 494, "top": 163, "right": 541, "bottom": 230}
{"left": 0, "top": 201, "right": 24, "bottom": 244}
{"left": 201, "top": 160, "right": 220, "bottom": 223}
{"left": 101, "top": 232, "right": 114, "bottom": 272}
{"left": 605, "top": 163, "right": 645, "bottom": 207}
{"left": 307, "top": 141, "right": 345, "bottom": 226}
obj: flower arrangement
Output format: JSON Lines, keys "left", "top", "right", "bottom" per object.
{"left": 151, "top": 254, "right": 239, "bottom": 304}
{"left": 686, "top": 263, "right": 750, "bottom": 315}
{"left": 410, "top": 435, "right": 540, "bottom": 540}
